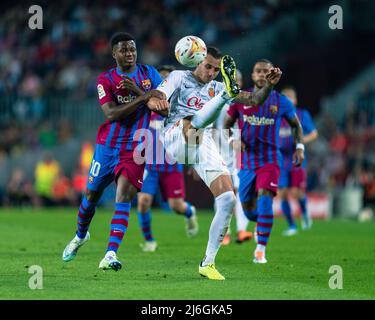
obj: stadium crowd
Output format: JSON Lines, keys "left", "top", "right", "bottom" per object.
{"left": 0, "top": 0, "right": 374, "bottom": 211}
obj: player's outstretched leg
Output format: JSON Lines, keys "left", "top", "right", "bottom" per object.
{"left": 62, "top": 195, "right": 96, "bottom": 262}
{"left": 190, "top": 55, "right": 239, "bottom": 129}
{"left": 221, "top": 55, "right": 240, "bottom": 98}
{"left": 199, "top": 190, "right": 236, "bottom": 280}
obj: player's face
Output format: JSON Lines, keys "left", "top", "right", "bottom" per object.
{"left": 113, "top": 40, "right": 137, "bottom": 69}
{"left": 252, "top": 62, "right": 273, "bottom": 88}
{"left": 195, "top": 54, "right": 221, "bottom": 83}
{"left": 282, "top": 88, "right": 298, "bottom": 106}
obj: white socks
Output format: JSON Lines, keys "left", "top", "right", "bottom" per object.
{"left": 191, "top": 91, "right": 233, "bottom": 129}
{"left": 202, "top": 191, "right": 236, "bottom": 266}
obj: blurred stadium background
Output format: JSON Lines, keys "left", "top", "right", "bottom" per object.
{"left": 0, "top": 0, "right": 374, "bottom": 222}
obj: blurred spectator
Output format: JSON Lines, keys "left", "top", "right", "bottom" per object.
{"left": 34, "top": 152, "right": 61, "bottom": 206}
{"left": 4, "top": 168, "right": 35, "bottom": 206}
{"left": 357, "top": 82, "right": 375, "bottom": 126}
{"left": 52, "top": 170, "right": 75, "bottom": 206}
{"left": 38, "top": 121, "right": 57, "bottom": 148}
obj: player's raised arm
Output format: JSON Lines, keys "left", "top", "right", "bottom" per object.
{"left": 233, "top": 68, "right": 282, "bottom": 106}
{"left": 147, "top": 90, "right": 169, "bottom": 116}
{"left": 101, "top": 89, "right": 164, "bottom": 122}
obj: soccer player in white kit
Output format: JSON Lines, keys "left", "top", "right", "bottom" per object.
{"left": 147, "top": 47, "right": 282, "bottom": 280}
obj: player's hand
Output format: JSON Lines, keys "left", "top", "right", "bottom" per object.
{"left": 147, "top": 97, "right": 169, "bottom": 112}
{"left": 119, "top": 77, "right": 144, "bottom": 96}
{"left": 265, "top": 67, "right": 282, "bottom": 86}
{"left": 293, "top": 149, "right": 304, "bottom": 167}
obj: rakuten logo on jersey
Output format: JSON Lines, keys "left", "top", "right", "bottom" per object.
{"left": 117, "top": 94, "right": 136, "bottom": 104}
{"left": 187, "top": 96, "right": 204, "bottom": 110}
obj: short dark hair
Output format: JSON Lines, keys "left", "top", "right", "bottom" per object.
{"left": 207, "top": 46, "right": 222, "bottom": 59}
{"left": 110, "top": 32, "right": 136, "bottom": 49}
{"left": 255, "top": 58, "right": 274, "bottom": 67}
{"left": 157, "top": 65, "right": 176, "bottom": 73}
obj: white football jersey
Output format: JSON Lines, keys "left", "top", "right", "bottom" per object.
{"left": 157, "top": 70, "right": 224, "bottom": 131}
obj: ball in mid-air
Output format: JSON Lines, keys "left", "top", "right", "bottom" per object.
{"left": 174, "top": 35, "right": 207, "bottom": 68}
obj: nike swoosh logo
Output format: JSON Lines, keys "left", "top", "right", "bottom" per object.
{"left": 244, "top": 106, "right": 253, "bottom": 109}
{"left": 138, "top": 180, "right": 143, "bottom": 184}
{"left": 270, "top": 182, "right": 278, "bottom": 187}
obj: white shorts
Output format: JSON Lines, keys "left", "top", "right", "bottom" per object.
{"left": 163, "top": 121, "right": 230, "bottom": 187}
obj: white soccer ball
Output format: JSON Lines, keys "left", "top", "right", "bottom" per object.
{"left": 174, "top": 35, "right": 207, "bottom": 68}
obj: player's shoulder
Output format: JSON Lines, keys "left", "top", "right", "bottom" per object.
{"left": 166, "top": 70, "right": 190, "bottom": 83}
{"left": 137, "top": 63, "right": 157, "bottom": 74}
{"left": 170, "top": 70, "right": 189, "bottom": 77}
{"left": 97, "top": 68, "right": 116, "bottom": 82}
{"left": 278, "top": 92, "right": 294, "bottom": 105}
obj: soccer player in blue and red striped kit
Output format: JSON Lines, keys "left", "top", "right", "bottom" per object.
{"left": 279, "top": 85, "right": 318, "bottom": 236}
{"left": 136, "top": 65, "right": 198, "bottom": 253}
{"left": 224, "top": 59, "right": 304, "bottom": 263}
{"left": 62, "top": 32, "right": 167, "bottom": 271}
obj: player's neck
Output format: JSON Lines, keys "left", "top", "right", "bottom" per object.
{"left": 192, "top": 71, "right": 205, "bottom": 85}
{"left": 253, "top": 85, "right": 261, "bottom": 92}
{"left": 117, "top": 65, "right": 136, "bottom": 74}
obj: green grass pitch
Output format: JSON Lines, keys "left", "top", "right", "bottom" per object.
{"left": 0, "top": 207, "right": 374, "bottom": 300}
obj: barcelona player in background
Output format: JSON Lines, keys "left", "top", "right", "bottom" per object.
{"left": 136, "top": 65, "right": 198, "bottom": 253}
{"left": 62, "top": 32, "right": 167, "bottom": 271}
{"left": 224, "top": 59, "right": 304, "bottom": 264}
{"left": 279, "top": 85, "right": 318, "bottom": 236}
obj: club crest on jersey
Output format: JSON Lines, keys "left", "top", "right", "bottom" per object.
{"left": 89, "top": 176, "right": 94, "bottom": 184}
{"left": 142, "top": 79, "right": 152, "bottom": 91}
{"left": 208, "top": 87, "right": 215, "bottom": 97}
{"left": 270, "top": 105, "right": 278, "bottom": 115}
{"left": 97, "top": 84, "right": 106, "bottom": 99}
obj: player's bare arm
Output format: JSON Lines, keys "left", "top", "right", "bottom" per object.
{"left": 303, "top": 129, "right": 318, "bottom": 144}
{"left": 147, "top": 91, "right": 169, "bottom": 117}
{"left": 233, "top": 68, "right": 282, "bottom": 106}
{"left": 102, "top": 89, "right": 165, "bottom": 122}
{"left": 287, "top": 115, "right": 305, "bottom": 167}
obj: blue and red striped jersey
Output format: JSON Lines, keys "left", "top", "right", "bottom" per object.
{"left": 145, "top": 112, "right": 183, "bottom": 173}
{"left": 227, "top": 88, "right": 296, "bottom": 170}
{"left": 279, "top": 108, "right": 315, "bottom": 169}
{"left": 95, "top": 64, "right": 162, "bottom": 150}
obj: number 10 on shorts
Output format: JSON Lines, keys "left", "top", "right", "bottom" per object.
{"left": 90, "top": 160, "right": 101, "bottom": 177}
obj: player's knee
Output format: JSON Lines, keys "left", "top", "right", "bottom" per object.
{"left": 85, "top": 189, "right": 101, "bottom": 204}
{"left": 278, "top": 188, "right": 288, "bottom": 200}
{"left": 242, "top": 201, "right": 256, "bottom": 212}
{"left": 169, "top": 200, "right": 185, "bottom": 214}
{"left": 138, "top": 196, "right": 152, "bottom": 213}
